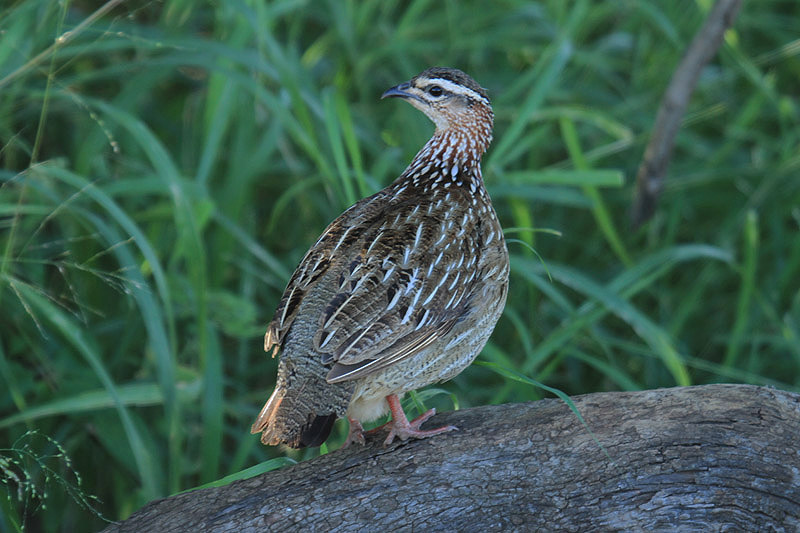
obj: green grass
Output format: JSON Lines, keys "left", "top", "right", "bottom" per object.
{"left": 1, "top": 0, "right": 799, "bottom": 530}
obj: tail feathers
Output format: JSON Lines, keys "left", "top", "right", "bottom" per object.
{"left": 251, "top": 386, "right": 339, "bottom": 448}
{"left": 250, "top": 387, "right": 283, "bottom": 436}
{"left": 298, "top": 413, "right": 338, "bottom": 447}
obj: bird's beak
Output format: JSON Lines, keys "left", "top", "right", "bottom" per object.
{"left": 381, "top": 81, "right": 419, "bottom": 102}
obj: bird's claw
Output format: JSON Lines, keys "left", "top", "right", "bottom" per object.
{"left": 383, "top": 407, "right": 458, "bottom": 446}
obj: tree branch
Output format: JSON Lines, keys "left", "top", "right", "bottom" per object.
{"left": 631, "top": 0, "right": 742, "bottom": 228}
{"left": 104, "top": 384, "right": 800, "bottom": 532}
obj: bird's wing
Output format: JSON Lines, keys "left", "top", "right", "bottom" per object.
{"left": 313, "top": 195, "right": 486, "bottom": 383}
{"left": 264, "top": 192, "right": 389, "bottom": 356}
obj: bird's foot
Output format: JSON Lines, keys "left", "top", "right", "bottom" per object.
{"left": 383, "top": 394, "right": 457, "bottom": 446}
{"left": 384, "top": 408, "right": 457, "bottom": 446}
{"left": 341, "top": 418, "right": 366, "bottom": 449}
{"left": 364, "top": 420, "right": 392, "bottom": 435}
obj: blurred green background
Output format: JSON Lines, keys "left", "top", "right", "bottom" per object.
{"left": 1, "top": 0, "right": 798, "bottom": 530}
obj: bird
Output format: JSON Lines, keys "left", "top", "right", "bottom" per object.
{"left": 251, "top": 67, "right": 509, "bottom": 448}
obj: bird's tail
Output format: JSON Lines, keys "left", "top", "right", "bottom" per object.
{"left": 250, "top": 358, "right": 352, "bottom": 448}
{"left": 250, "top": 387, "right": 337, "bottom": 448}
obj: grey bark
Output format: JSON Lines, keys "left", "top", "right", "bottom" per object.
{"left": 103, "top": 384, "right": 800, "bottom": 532}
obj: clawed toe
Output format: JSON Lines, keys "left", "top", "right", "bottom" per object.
{"left": 346, "top": 396, "right": 459, "bottom": 448}
{"left": 384, "top": 421, "right": 457, "bottom": 446}
{"left": 341, "top": 418, "right": 366, "bottom": 449}
{"left": 383, "top": 398, "right": 458, "bottom": 446}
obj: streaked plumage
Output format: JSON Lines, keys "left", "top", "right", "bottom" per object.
{"left": 251, "top": 67, "right": 509, "bottom": 448}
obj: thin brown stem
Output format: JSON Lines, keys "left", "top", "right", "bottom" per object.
{"left": 631, "top": 0, "right": 742, "bottom": 228}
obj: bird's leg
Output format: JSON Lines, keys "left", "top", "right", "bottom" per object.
{"left": 383, "top": 393, "right": 457, "bottom": 446}
{"left": 341, "top": 417, "right": 366, "bottom": 448}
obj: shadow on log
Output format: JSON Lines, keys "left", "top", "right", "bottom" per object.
{"left": 104, "top": 384, "right": 800, "bottom": 532}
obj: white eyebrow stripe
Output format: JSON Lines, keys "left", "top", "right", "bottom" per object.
{"left": 423, "top": 78, "right": 486, "bottom": 102}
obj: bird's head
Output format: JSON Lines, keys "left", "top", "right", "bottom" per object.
{"left": 382, "top": 67, "right": 493, "bottom": 138}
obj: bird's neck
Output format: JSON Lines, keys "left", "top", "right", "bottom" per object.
{"left": 401, "top": 126, "right": 491, "bottom": 186}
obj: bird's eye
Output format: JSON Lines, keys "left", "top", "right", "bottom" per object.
{"left": 428, "top": 85, "right": 444, "bottom": 97}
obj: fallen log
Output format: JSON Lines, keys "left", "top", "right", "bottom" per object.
{"left": 104, "top": 384, "right": 800, "bottom": 532}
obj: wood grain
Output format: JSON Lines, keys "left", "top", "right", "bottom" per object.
{"left": 104, "top": 384, "right": 800, "bottom": 532}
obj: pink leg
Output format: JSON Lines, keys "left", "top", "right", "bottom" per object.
{"left": 383, "top": 394, "right": 457, "bottom": 446}
{"left": 341, "top": 417, "right": 365, "bottom": 448}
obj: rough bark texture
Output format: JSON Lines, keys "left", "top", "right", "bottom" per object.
{"left": 104, "top": 384, "right": 800, "bottom": 532}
